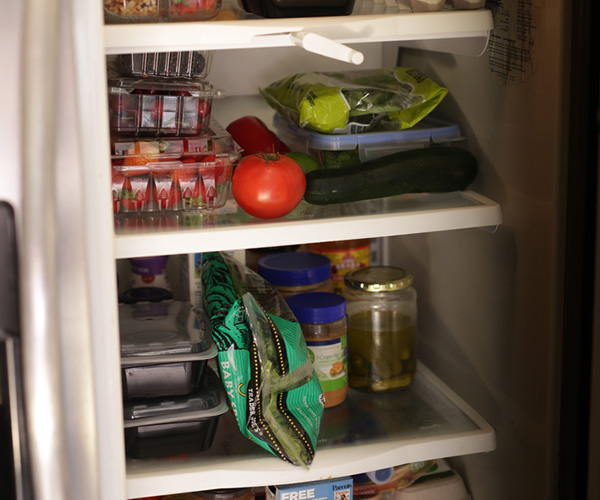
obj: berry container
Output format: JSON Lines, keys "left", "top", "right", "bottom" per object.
{"left": 108, "top": 76, "right": 223, "bottom": 137}
{"left": 104, "top": 0, "right": 223, "bottom": 24}
{"left": 111, "top": 119, "right": 242, "bottom": 214}
{"left": 115, "top": 51, "right": 214, "bottom": 79}
{"left": 119, "top": 300, "right": 218, "bottom": 399}
{"left": 123, "top": 366, "right": 228, "bottom": 459}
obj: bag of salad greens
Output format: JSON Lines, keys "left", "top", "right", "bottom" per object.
{"left": 259, "top": 67, "right": 448, "bottom": 134}
{"left": 201, "top": 252, "right": 324, "bottom": 468}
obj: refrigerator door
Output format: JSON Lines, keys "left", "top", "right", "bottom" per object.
{"left": 0, "top": 202, "right": 30, "bottom": 500}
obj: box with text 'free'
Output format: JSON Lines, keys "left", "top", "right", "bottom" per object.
{"left": 266, "top": 477, "right": 352, "bottom": 500}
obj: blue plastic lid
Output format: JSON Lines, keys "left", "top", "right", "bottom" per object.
{"left": 273, "top": 112, "right": 462, "bottom": 152}
{"left": 287, "top": 292, "right": 346, "bottom": 324}
{"left": 257, "top": 252, "right": 331, "bottom": 287}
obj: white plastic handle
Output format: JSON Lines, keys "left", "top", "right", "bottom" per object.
{"left": 289, "top": 31, "right": 364, "bottom": 65}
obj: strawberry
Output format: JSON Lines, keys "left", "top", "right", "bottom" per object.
{"left": 122, "top": 141, "right": 161, "bottom": 176}
{"left": 153, "top": 172, "right": 181, "bottom": 211}
{"left": 119, "top": 175, "right": 152, "bottom": 212}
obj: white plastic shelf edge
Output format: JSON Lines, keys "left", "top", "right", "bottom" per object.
{"left": 103, "top": 10, "right": 493, "bottom": 54}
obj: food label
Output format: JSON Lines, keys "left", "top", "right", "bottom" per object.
{"left": 310, "top": 244, "right": 370, "bottom": 294}
{"left": 306, "top": 335, "right": 348, "bottom": 393}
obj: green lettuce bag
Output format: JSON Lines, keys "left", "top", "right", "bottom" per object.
{"left": 259, "top": 67, "right": 448, "bottom": 134}
{"left": 202, "top": 252, "right": 324, "bottom": 467}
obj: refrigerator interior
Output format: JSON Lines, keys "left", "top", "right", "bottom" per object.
{"left": 9, "top": 0, "right": 600, "bottom": 499}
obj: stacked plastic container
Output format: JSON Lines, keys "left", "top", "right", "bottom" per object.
{"left": 119, "top": 300, "right": 227, "bottom": 458}
{"left": 108, "top": 44, "right": 242, "bottom": 216}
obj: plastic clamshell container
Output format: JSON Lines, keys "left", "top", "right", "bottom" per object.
{"left": 115, "top": 51, "right": 214, "bottom": 79}
{"left": 108, "top": 76, "right": 223, "bottom": 137}
{"left": 408, "top": 0, "right": 445, "bottom": 12}
{"left": 238, "top": 0, "right": 355, "bottom": 17}
{"left": 104, "top": 0, "right": 222, "bottom": 24}
{"left": 272, "top": 113, "right": 463, "bottom": 168}
{"left": 123, "top": 367, "right": 228, "bottom": 458}
{"left": 111, "top": 119, "right": 242, "bottom": 214}
{"left": 119, "top": 300, "right": 218, "bottom": 399}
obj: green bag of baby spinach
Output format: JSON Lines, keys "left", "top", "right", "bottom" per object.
{"left": 259, "top": 67, "right": 448, "bottom": 134}
{"left": 201, "top": 252, "right": 324, "bottom": 468}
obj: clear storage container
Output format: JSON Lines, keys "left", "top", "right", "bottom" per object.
{"left": 104, "top": 0, "right": 222, "bottom": 24}
{"left": 123, "top": 366, "right": 228, "bottom": 458}
{"left": 119, "top": 300, "right": 217, "bottom": 399}
{"left": 115, "top": 51, "right": 214, "bottom": 79}
{"left": 191, "top": 488, "right": 255, "bottom": 500}
{"left": 111, "top": 120, "right": 242, "bottom": 214}
{"left": 238, "top": 0, "right": 355, "bottom": 18}
{"left": 343, "top": 266, "right": 417, "bottom": 393}
{"left": 272, "top": 113, "right": 462, "bottom": 169}
{"left": 257, "top": 252, "right": 334, "bottom": 299}
{"left": 108, "top": 76, "right": 223, "bottom": 137}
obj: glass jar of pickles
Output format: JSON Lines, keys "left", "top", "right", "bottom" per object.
{"left": 343, "top": 266, "right": 417, "bottom": 393}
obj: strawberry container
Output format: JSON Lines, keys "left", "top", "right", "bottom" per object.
{"left": 119, "top": 300, "right": 217, "bottom": 399}
{"left": 108, "top": 77, "right": 223, "bottom": 137}
{"left": 115, "top": 51, "right": 214, "bottom": 79}
{"left": 111, "top": 119, "right": 241, "bottom": 213}
{"left": 123, "top": 366, "right": 228, "bottom": 458}
{"left": 104, "top": 0, "right": 223, "bottom": 24}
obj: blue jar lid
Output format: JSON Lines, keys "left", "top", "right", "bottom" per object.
{"left": 257, "top": 252, "right": 331, "bottom": 287}
{"left": 287, "top": 292, "right": 346, "bottom": 324}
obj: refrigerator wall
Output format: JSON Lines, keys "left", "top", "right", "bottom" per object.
{"left": 389, "top": 1, "right": 595, "bottom": 499}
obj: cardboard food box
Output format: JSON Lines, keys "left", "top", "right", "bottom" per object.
{"left": 266, "top": 478, "right": 352, "bottom": 500}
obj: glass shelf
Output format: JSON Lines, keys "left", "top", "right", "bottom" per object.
{"left": 113, "top": 190, "right": 502, "bottom": 259}
{"left": 124, "top": 363, "right": 495, "bottom": 498}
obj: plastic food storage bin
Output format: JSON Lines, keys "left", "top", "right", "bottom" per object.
{"left": 119, "top": 300, "right": 218, "bottom": 399}
{"left": 111, "top": 119, "right": 242, "bottom": 214}
{"left": 104, "top": 0, "right": 222, "bottom": 23}
{"left": 115, "top": 51, "right": 214, "bottom": 79}
{"left": 123, "top": 366, "right": 228, "bottom": 458}
{"left": 272, "top": 113, "right": 462, "bottom": 169}
{"left": 238, "top": 0, "right": 355, "bottom": 18}
{"left": 108, "top": 76, "right": 223, "bottom": 137}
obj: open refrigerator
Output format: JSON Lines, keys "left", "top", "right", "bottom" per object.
{"left": 1, "top": 1, "right": 598, "bottom": 499}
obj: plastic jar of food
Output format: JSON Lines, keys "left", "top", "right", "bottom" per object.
{"left": 307, "top": 239, "right": 370, "bottom": 294}
{"left": 191, "top": 488, "right": 254, "bottom": 500}
{"left": 257, "top": 252, "right": 334, "bottom": 299}
{"left": 286, "top": 292, "right": 349, "bottom": 408}
{"left": 343, "top": 266, "right": 417, "bottom": 393}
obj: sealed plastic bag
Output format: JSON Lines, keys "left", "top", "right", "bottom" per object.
{"left": 259, "top": 67, "right": 448, "bottom": 134}
{"left": 201, "top": 252, "right": 324, "bottom": 467}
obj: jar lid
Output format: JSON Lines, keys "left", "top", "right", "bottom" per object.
{"left": 287, "top": 292, "right": 346, "bottom": 324}
{"left": 191, "top": 488, "right": 252, "bottom": 500}
{"left": 257, "top": 252, "right": 331, "bottom": 287}
{"left": 344, "top": 266, "right": 413, "bottom": 292}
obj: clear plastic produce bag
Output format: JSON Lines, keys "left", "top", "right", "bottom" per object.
{"left": 201, "top": 252, "right": 324, "bottom": 467}
{"left": 259, "top": 67, "right": 448, "bottom": 134}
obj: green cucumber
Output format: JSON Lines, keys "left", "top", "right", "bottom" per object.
{"left": 304, "top": 146, "right": 478, "bottom": 205}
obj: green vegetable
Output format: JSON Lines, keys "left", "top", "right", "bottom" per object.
{"left": 259, "top": 67, "right": 448, "bottom": 134}
{"left": 304, "top": 146, "right": 478, "bottom": 205}
{"left": 284, "top": 151, "right": 321, "bottom": 174}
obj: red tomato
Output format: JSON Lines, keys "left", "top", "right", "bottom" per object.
{"left": 231, "top": 153, "right": 305, "bottom": 219}
{"left": 226, "top": 116, "right": 290, "bottom": 157}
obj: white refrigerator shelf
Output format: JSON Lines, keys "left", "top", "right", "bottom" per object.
{"left": 125, "top": 362, "right": 496, "bottom": 498}
{"left": 104, "top": 5, "right": 493, "bottom": 57}
{"left": 113, "top": 190, "right": 502, "bottom": 259}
